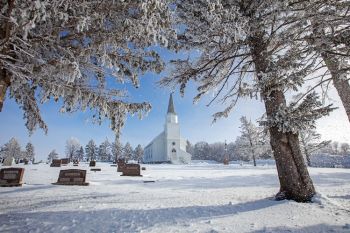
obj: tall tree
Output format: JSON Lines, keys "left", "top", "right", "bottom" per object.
{"left": 134, "top": 144, "right": 144, "bottom": 162}
{"left": 0, "top": 137, "right": 21, "bottom": 161}
{"left": 98, "top": 139, "right": 111, "bottom": 161}
{"left": 85, "top": 139, "right": 98, "bottom": 161}
{"left": 75, "top": 146, "right": 84, "bottom": 161}
{"left": 238, "top": 117, "right": 261, "bottom": 166}
{"left": 0, "top": 1, "right": 174, "bottom": 135}
{"left": 123, "top": 142, "right": 133, "bottom": 161}
{"left": 111, "top": 137, "right": 123, "bottom": 162}
{"left": 24, "top": 142, "right": 35, "bottom": 162}
{"left": 65, "top": 137, "right": 80, "bottom": 161}
{"left": 162, "top": 1, "right": 334, "bottom": 202}
{"left": 47, "top": 149, "right": 58, "bottom": 162}
{"left": 299, "top": 128, "right": 331, "bottom": 166}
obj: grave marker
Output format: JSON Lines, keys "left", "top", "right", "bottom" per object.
{"left": 121, "top": 164, "right": 142, "bottom": 177}
{"left": 89, "top": 161, "right": 96, "bottom": 167}
{"left": 117, "top": 159, "right": 126, "bottom": 172}
{"left": 90, "top": 168, "right": 101, "bottom": 172}
{"left": 0, "top": 168, "right": 24, "bottom": 187}
{"left": 52, "top": 169, "right": 89, "bottom": 186}
{"left": 50, "top": 159, "right": 62, "bottom": 167}
{"left": 61, "top": 158, "right": 70, "bottom": 165}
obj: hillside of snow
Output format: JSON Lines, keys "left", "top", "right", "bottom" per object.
{"left": 0, "top": 162, "right": 349, "bottom": 233}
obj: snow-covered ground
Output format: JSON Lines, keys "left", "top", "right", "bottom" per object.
{"left": 0, "top": 162, "right": 349, "bottom": 233}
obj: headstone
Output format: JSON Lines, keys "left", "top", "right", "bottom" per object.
{"left": 90, "top": 168, "right": 101, "bottom": 172}
{"left": 52, "top": 169, "right": 89, "bottom": 186}
{"left": 73, "top": 160, "right": 79, "bottom": 166}
{"left": 0, "top": 168, "right": 24, "bottom": 187}
{"left": 61, "top": 158, "right": 70, "bottom": 165}
{"left": 223, "top": 158, "right": 229, "bottom": 165}
{"left": 141, "top": 167, "right": 146, "bottom": 170}
{"left": 117, "top": 159, "right": 126, "bottom": 172}
{"left": 121, "top": 164, "right": 142, "bottom": 177}
{"left": 24, "top": 159, "right": 29, "bottom": 165}
{"left": 50, "top": 159, "right": 62, "bottom": 167}
{"left": 89, "top": 161, "right": 96, "bottom": 167}
{"left": 3, "top": 157, "right": 14, "bottom": 166}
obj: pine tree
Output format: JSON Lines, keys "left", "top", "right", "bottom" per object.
{"left": 161, "top": 1, "right": 334, "bottom": 202}
{"left": 0, "top": 1, "right": 174, "bottom": 135}
{"left": 134, "top": 144, "right": 144, "bottom": 163}
{"left": 123, "top": 142, "right": 133, "bottom": 161}
{"left": 25, "top": 142, "right": 35, "bottom": 163}
{"left": 111, "top": 138, "right": 123, "bottom": 162}
{"left": 98, "top": 139, "right": 111, "bottom": 162}
{"left": 85, "top": 140, "right": 98, "bottom": 161}
{"left": 75, "top": 146, "right": 84, "bottom": 162}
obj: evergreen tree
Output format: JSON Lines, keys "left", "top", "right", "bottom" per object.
{"left": 98, "top": 139, "right": 111, "bottom": 161}
{"left": 134, "top": 145, "right": 144, "bottom": 162}
{"left": 161, "top": 1, "right": 334, "bottom": 201}
{"left": 75, "top": 146, "right": 84, "bottom": 161}
{"left": 25, "top": 142, "right": 35, "bottom": 162}
{"left": 85, "top": 140, "right": 98, "bottom": 161}
{"left": 123, "top": 142, "right": 133, "bottom": 161}
{"left": 111, "top": 139, "right": 123, "bottom": 162}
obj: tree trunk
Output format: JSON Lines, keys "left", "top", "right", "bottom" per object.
{"left": 0, "top": 69, "right": 10, "bottom": 111}
{"left": 249, "top": 34, "right": 316, "bottom": 202}
{"left": 321, "top": 52, "right": 350, "bottom": 123}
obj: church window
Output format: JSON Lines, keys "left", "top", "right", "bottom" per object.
{"left": 172, "top": 148, "right": 176, "bottom": 153}
{"left": 172, "top": 142, "right": 176, "bottom": 146}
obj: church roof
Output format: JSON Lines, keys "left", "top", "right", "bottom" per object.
{"left": 167, "top": 93, "right": 176, "bottom": 114}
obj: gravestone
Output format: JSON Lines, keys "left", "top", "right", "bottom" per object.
{"left": 90, "top": 168, "right": 101, "bottom": 172}
{"left": 121, "top": 164, "right": 142, "bottom": 177}
{"left": 3, "top": 157, "right": 14, "bottom": 166}
{"left": 89, "top": 161, "right": 96, "bottom": 167}
{"left": 117, "top": 159, "right": 126, "bottom": 172}
{"left": 223, "top": 158, "right": 229, "bottom": 165}
{"left": 50, "top": 159, "right": 62, "bottom": 167}
{"left": 141, "top": 167, "right": 146, "bottom": 170}
{"left": 24, "top": 159, "right": 29, "bottom": 165}
{"left": 61, "top": 158, "right": 70, "bottom": 165}
{"left": 73, "top": 160, "right": 79, "bottom": 166}
{"left": 53, "top": 169, "right": 89, "bottom": 186}
{"left": 0, "top": 168, "right": 24, "bottom": 187}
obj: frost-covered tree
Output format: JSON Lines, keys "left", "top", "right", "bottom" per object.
{"left": 65, "top": 137, "right": 80, "bottom": 161}
{"left": 98, "top": 139, "right": 111, "bottom": 161}
{"left": 340, "top": 143, "right": 350, "bottom": 155}
{"left": 193, "top": 141, "right": 210, "bottom": 160}
{"left": 134, "top": 144, "right": 144, "bottom": 162}
{"left": 122, "top": 142, "right": 133, "bottom": 161}
{"left": 85, "top": 139, "right": 98, "bottom": 161}
{"left": 47, "top": 149, "right": 58, "bottom": 162}
{"left": 111, "top": 138, "right": 123, "bottom": 162}
{"left": 0, "top": 1, "right": 175, "bottom": 135}
{"left": 289, "top": 0, "right": 350, "bottom": 123}
{"left": 238, "top": 117, "right": 260, "bottom": 166}
{"left": 162, "top": 1, "right": 334, "bottom": 202}
{"left": 186, "top": 140, "right": 194, "bottom": 155}
{"left": 75, "top": 146, "right": 84, "bottom": 161}
{"left": 299, "top": 128, "right": 331, "bottom": 166}
{"left": 24, "top": 142, "right": 35, "bottom": 162}
{"left": 0, "top": 137, "right": 22, "bottom": 161}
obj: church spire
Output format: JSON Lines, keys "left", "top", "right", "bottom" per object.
{"left": 167, "top": 93, "right": 176, "bottom": 114}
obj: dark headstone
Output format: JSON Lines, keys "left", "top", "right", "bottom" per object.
{"left": 0, "top": 168, "right": 24, "bottom": 187}
{"left": 223, "top": 158, "right": 229, "bottom": 165}
{"left": 61, "top": 158, "right": 70, "bottom": 165}
{"left": 90, "top": 168, "right": 101, "bottom": 172}
{"left": 73, "top": 160, "right": 79, "bottom": 166}
{"left": 121, "top": 164, "right": 142, "bottom": 177}
{"left": 52, "top": 169, "right": 89, "bottom": 186}
{"left": 141, "top": 167, "right": 146, "bottom": 170}
{"left": 50, "top": 159, "right": 62, "bottom": 167}
{"left": 89, "top": 161, "right": 96, "bottom": 167}
{"left": 24, "top": 159, "right": 29, "bottom": 165}
{"left": 117, "top": 159, "right": 126, "bottom": 172}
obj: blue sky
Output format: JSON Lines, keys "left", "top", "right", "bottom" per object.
{"left": 1, "top": 48, "right": 349, "bottom": 161}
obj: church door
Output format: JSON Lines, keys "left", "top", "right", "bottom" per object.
{"left": 171, "top": 148, "right": 177, "bottom": 161}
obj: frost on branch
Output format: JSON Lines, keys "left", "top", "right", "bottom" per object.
{"left": 0, "top": 0, "right": 174, "bottom": 135}
{"left": 261, "top": 92, "right": 335, "bottom": 133}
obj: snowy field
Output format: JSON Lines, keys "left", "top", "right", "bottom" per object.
{"left": 0, "top": 162, "right": 349, "bottom": 233}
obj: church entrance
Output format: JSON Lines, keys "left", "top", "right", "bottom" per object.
{"left": 171, "top": 148, "right": 177, "bottom": 161}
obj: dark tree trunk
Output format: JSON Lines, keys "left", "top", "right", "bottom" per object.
{"left": 0, "top": 69, "right": 10, "bottom": 111}
{"left": 249, "top": 34, "right": 316, "bottom": 202}
{"left": 321, "top": 52, "right": 350, "bottom": 123}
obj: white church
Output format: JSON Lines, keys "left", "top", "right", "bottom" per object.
{"left": 143, "top": 94, "right": 192, "bottom": 164}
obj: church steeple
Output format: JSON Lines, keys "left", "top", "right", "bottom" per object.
{"left": 167, "top": 93, "right": 176, "bottom": 114}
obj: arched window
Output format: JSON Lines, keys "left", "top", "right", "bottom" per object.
{"left": 172, "top": 148, "right": 176, "bottom": 153}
